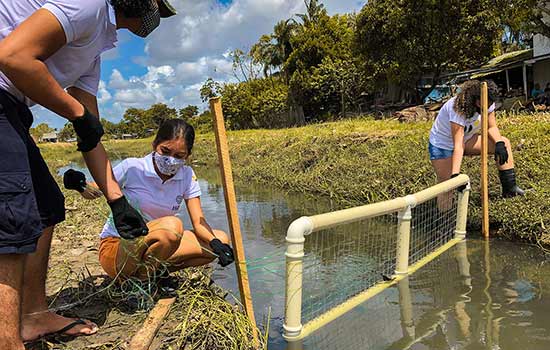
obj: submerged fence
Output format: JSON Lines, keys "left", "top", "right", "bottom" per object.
{"left": 283, "top": 174, "right": 471, "bottom": 341}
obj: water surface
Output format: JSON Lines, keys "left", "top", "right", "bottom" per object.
{"left": 59, "top": 163, "right": 550, "bottom": 350}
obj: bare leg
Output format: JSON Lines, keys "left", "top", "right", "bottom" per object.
{"left": 116, "top": 217, "right": 183, "bottom": 280}
{"left": 0, "top": 254, "right": 25, "bottom": 350}
{"left": 431, "top": 157, "right": 454, "bottom": 211}
{"left": 464, "top": 134, "right": 514, "bottom": 170}
{"left": 21, "top": 226, "right": 97, "bottom": 342}
{"left": 167, "top": 229, "right": 229, "bottom": 270}
{"left": 465, "top": 134, "right": 524, "bottom": 197}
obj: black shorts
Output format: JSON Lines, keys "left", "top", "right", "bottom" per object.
{"left": 0, "top": 90, "right": 65, "bottom": 254}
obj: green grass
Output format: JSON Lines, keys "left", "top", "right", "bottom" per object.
{"left": 190, "top": 113, "right": 550, "bottom": 246}
{"left": 40, "top": 113, "right": 550, "bottom": 247}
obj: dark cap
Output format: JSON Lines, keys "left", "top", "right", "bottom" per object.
{"left": 159, "top": 0, "right": 177, "bottom": 18}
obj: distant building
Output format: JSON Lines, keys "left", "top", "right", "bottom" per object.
{"left": 40, "top": 132, "right": 58, "bottom": 143}
{"left": 530, "top": 33, "right": 550, "bottom": 89}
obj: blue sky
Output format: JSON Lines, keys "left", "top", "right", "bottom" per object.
{"left": 33, "top": 0, "right": 364, "bottom": 129}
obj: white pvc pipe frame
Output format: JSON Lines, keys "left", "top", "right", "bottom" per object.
{"left": 283, "top": 174, "right": 471, "bottom": 341}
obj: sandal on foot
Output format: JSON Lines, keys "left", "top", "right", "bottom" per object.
{"left": 48, "top": 319, "right": 97, "bottom": 339}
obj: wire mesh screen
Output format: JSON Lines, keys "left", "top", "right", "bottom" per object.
{"left": 409, "top": 190, "right": 459, "bottom": 266}
{"left": 303, "top": 289, "right": 402, "bottom": 350}
{"left": 300, "top": 214, "right": 398, "bottom": 324}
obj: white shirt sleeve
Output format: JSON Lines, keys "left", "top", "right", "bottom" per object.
{"left": 183, "top": 168, "right": 201, "bottom": 200}
{"left": 447, "top": 103, "right": 466, "bottom": 127}
{"left": 112, "top": 160, "right": 129, "bottom": 188}
{"left": 42, "top": 0, "right": 104, "bottom": 44}
{"left": 71, "top": 57, "right": 100, "bottom": 96}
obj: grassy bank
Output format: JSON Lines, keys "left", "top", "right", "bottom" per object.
{"left": 38, "top": 142, "right": 264, "bottom": 349}
{"left": 41, "top": 112, "right": 550, "bottom": 247}
{"left": 189, "top": 113, "right": 549, "bottom": 246}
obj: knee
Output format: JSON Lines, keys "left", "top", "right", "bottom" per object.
{"left": 501, "top": 136, "right": 511, "bottom": 148}
{"left": 213, "top": 230, "right": 230, "bottom": 245}
{"left": 151, "top": 217, "right": 183, "bottom": 248}
{"left": 156, "top": 216, "right": 183, "bottom": 236}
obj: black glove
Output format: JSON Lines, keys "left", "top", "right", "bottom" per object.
{"left": 494, "top": 141, "right": 509, "bottom": 166}
{"left": 71, "top": 107, "right": 104, "bottom": 152}
{"left": 450, "top": 173, "right": 467, "bottom": 192}
{"left": 63, "top": 169, "right": 86, "bottom": 193}
{"left": 108, "top": 196, "right": 149, "bottom": 240}
{"left": 209, "top": 238, "right": 235, "bottom": 267}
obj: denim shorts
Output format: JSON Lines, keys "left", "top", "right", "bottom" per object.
{"left": 428, "top": 143, "right": 453, "bottom": 160}
{"left": 0, "top": 90, "right": 65, "bottom": 254}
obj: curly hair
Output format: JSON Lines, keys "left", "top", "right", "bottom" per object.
{"left": 109, "top": 0, "right": 155, "bottom": 18}
{"left": 453, "top": 80, "right": 499, "bottom": 119}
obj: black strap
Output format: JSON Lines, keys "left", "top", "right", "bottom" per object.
{"left": 53, "top": 319, "right": 87, "bottom": 335}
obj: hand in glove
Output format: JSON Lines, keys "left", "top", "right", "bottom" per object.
{"left": 494, "top": 141, "right": 509, "bottom": 166}
{"left": 450, "top": 173, "right": 467, "bottom": 192}
{"left": 63, "top": 169, "right": 103, "bottom": 199}
{"left": 209, "top": 238, "right": 235, "bottom": 267}
{"left": 108, "top": 196, "right": 149, "bottom": 240}
{"left": 71, "top": 107, "right": 104, "bottom": 152}
{"left": 63, "top": 169, "right": 86, "bottom": 192}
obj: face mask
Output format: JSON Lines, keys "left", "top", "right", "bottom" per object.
{"left": 133, "top": 3, "right": 161, "bottom": 38}
{"left": 153, "top": 152, "right": 185, "bottom": 176}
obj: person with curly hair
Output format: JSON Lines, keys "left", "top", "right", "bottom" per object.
{"left": 0, "top": 0, "right": 176, "bottom": 348}
{"left": 429, "top": 80, "right": 525, "bottom": 197}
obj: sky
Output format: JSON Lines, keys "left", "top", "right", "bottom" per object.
{"left": 32, "top": 0, "right": 365, "bottom": 129}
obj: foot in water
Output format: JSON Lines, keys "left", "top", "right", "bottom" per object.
{"left": 21, "top": 311, "right": 98, "bottom": 342}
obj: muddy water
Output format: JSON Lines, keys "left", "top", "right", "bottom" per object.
{"left": 59, "top": 164, "right": 550, "bottom": 350}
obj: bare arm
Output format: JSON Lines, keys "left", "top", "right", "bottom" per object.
{"left": 68, "top": 87, "right": 123, "bottom": 201}
{"left": 0, "top": 9, "right": 84, "bottom": 119}
{"left": 487, "top": 111, "right": 504, "bottom": 144}
{"left": 186, "top": 197, "right": 216, "bottom": 243}
{"left": 451, "top": 122, "right": 465, "bottom": 175}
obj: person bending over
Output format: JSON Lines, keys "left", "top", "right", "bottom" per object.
{"left": 0, "top": 0, "right": 178, "bottom": 347}
{"left": 65, "top": 120, "right": 235, "bottom": 285}
{"left": 428, "top": 80, "right": 525, "bottom": 197}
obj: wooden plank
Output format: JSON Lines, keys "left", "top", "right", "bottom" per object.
{"left": 128, "top": 297, "right": 176, "bottom": 350}
{"left": 209, "top": 97, "right": 258, "bottom": 341}
{"left": 481, "top": 82, "right": 490, "bottom": 238}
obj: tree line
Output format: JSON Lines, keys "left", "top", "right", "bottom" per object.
{"left": 32, "top": 104, "right": 209, "bottom": 142}
{"left": 201, "top": 0, "right": 550, "bottom": 129}
{"left": 33, "top": 0, "right": 550, "bottom": 139}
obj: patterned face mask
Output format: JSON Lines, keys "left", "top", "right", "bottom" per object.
{"left": 133, "top": 3, "right": 161, "bottom": 38}
{"left": 153, "top": 152, "right": 185, "bottom": 176}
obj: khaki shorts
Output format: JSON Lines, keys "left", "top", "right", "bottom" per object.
{"left": 99, "top": 237, "right": 120, "bottom": 279}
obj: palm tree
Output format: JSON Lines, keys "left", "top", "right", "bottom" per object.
{"left": 250, "top": 19, "right": 297, "bottom": 80}
{"left": 296, "top": 0, "right": 327, "bottom": 26}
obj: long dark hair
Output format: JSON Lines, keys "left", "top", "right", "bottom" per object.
{"left": 109, "top": 0, "right": 155, "bottom": 18}
{"left": 453, "top": 80, "right": 499, "bottom": 118}
{"left": 153, "top": 119, "right": 195, "bottom": 155}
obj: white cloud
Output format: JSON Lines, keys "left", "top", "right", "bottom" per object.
{"left": 97, "top": 81, "right": 112, "bottom": 104}
{"left": 100, "top": 0, "right": 364, "bottom": 124}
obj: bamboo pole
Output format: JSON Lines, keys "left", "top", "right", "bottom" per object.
{"left": 481, "top": 82, "right": 490, "bottom": 238}
{"left": 209, "top": 97, "right": 258, "bottom": 340}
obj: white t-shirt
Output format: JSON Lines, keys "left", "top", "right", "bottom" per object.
{"left": 100, "top": 154, "right": 202, "bottom": 239}
{"left": 429, "top": 96, "right": 496, "bottom": 150}
{"left": 0, "top": 0, "right": 117, "bottom": 105}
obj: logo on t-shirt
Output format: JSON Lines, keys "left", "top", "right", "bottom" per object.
{"left": 176, "top": 195, "right": 183, "bottom": 204}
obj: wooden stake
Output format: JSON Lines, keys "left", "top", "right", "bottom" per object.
{"left": 209, "top": 97, "right": 258, "bottom": 340}
{"left": 128, "top": 297, "right": 176, "bottom": 350}
{"left": 481, "top": 83, "right": 490, "bottom": 238}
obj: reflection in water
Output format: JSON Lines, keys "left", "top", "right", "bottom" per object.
{"left": 58, "top": 163, "right": 550, "bottom": 350}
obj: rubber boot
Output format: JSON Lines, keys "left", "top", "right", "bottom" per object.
{"left": 499, "top": 169, "right": 525, "bottom": 198}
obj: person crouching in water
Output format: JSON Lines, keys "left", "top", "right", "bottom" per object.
{"left": 429, "top": 80, "right": 525, "bottom": 197}
{"left": 64, "top": 119, "right": 234, "bottom": 286}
